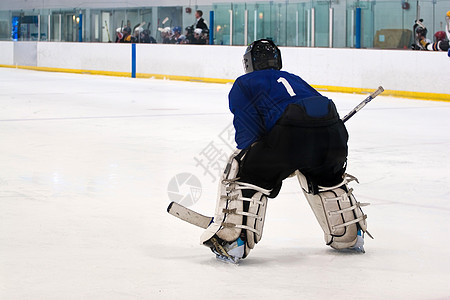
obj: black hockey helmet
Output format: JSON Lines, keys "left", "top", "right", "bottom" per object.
{"left": 414, "top": 19, "right": 427, "bottom": 37}
{"left": 415, "top": 26, "right": 427, "bottom": 37}
{"left": 123, "top": 26, "right": 132, "bottom": 34}
{"left": 243, "top": 39, "right": 282, "bottom": 74}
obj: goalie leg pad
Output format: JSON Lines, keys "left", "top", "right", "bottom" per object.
{"left": 296, "top": 170, "right": 372, "bottom": 250}
{"left": 200, "top": 150, "right": 270, "bottom": 257}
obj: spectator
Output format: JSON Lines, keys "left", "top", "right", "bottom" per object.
{"left": 170, "top": 26, "right": 182, "bottom": 44}
{"left": 120, "top": 26, "right": 132, "bottom": 43}
{"left": 194, "top": 10, "right": 208, "bottom": 32}
{"left": 160, "top": 27, "right": 172, "bottom": 44}
{"left": 191, "top": 28, "right": 207, "bottom": 45}
{"left": 140, "top": 28, "right": 157, "bottom": 43}
{"left": 115, "top": 27, "right": 123, "bottom": 43}
{"left": 132, "top": 27, "right": 142, "bottom": 43}
{"left": 434, "top": 31, "right": 447, "bottom": 43}
{"left": 184, "top": 26, "right": 195, "bottom": 44}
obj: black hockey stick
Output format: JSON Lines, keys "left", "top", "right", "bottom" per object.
{"left": 341, "top": 86, "right": 384, "bottom": 123}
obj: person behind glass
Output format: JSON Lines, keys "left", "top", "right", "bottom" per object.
{"left": 140, "top": 28, "right": 157, "bottom": 44}
{"left": 184, "top": 26, "right": 195, "bottom": 44}
{"left": 191, "top": 28, "right": 206, "bottom": 45}
{"left": 115, "top": 27, "right": 123, "bottom": 43}
{"left": 160, "top": 27, "right": 172, "bottom": 44}
{"left": 194, "top": 10, "right": 208, "bottom": 32}
{"left": 119, "top": 27, "right": 132, "bottom": 43}
{"left": 132, "top": 27, "right": 141, "bottom": 43}
{"left": 170, "top": 26, "right": 182, "bottom": 44}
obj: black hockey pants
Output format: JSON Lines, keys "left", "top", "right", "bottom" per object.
{"left": 237, "top": 98, "right": 349, "bottom": 198}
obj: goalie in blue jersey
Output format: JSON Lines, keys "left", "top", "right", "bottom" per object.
{"left": 200, "top": 39, "right": 372, "bottom": 264}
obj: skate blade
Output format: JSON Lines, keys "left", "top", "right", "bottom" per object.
{"left": 215, "top": 254, "right": 240, "bottom": 265}
{"left": 349, "top": 246, "right": 365, "bottom": 253}
{"left": 337, "top": 245, "right": 365, "bottom": 254}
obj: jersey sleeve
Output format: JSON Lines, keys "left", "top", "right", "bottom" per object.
{"left": 229, "top": 79, "right": 265, "bottom": 149}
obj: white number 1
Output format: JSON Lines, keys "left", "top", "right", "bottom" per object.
{"left": 277, "top": 77, "right": 296, "bottom": 97}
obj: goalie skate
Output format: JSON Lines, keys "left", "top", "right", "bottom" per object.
{"left": 208, "top": 236, "right": 245, "bottom": 264}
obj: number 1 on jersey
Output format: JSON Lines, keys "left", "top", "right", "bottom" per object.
{"left": 277, "top": 77, "right": 296, "bottom": 97}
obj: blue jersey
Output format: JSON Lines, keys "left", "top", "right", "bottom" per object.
{"left": 229, "top": 69, "right": 328, "bottom": 149}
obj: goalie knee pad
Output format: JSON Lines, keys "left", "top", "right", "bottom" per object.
{"left": 296, "top": 170, "right": 373, "bottom": 250}
{"left": 200, "top": 150, "right": 271, "bottom": 258}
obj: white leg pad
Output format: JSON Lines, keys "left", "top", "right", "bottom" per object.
{"left": 244, "top": 191, "right": 268, "bottom": 249}
{"left": 200, "top": 150, "right": 243, "bottom": 244}
{"left": 296, "top": 170, "right": 371, "bottom": 249}
{"left": 200, "top": 150, "right": 270, "bottom": 256}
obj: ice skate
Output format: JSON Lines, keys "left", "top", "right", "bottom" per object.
{"left": 348, "top": 230, "right": 366, "bottom": 253}
{"left": 208, "top": 236, "right": 245, "bottom": 264}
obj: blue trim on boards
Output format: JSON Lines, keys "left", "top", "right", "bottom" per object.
{"left": 355, "top": 8, "right": 361, "bottom": 49}
{"left": 78, "top": 14, "right": 83, "bottom": 42}
{"left": 209, "top": 11, "right": 215, "bottom": 45}
{"left": 131, "top": 43, "right": 136, "bottom": 78}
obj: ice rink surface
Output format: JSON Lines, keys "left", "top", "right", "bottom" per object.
{"left": 1, "top": 68, "right": 449, "bottom": 300}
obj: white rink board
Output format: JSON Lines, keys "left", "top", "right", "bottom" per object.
{"left": 37, "top": 42, "right": 131, "bottom": 72}
{"left": 1, "top": 41, "right": 449, "bottom": 96}
{"left": 136, "top": 43, "right": 244, "bottom": 80}
{"left": 0, "top": 41, "right": 14, "bottom": 65}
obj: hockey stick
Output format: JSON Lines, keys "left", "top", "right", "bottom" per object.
{"left": 168, "top": 86, "right": 385, "bottom": 228}
{"left": 167, "top": 202, "right": 213, "bottom": 229}
{"left": 104, "top": 20, "right": 111, "bottom": 43}
{"left": 341, "top": 86, "right": 384, "bottom": 123}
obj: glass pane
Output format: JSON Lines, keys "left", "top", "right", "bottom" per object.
{"left": 346, "top": 2, "right": 355, "bottom": 47}
{"left": 285, "top": 3, "right": 298, "bottom": 47}
{"left": 101, "top": 11, "right": 112, "bottom": 43}
{"left": 0, "top": 11, "right": 11, "bottom": 41}
{"left": 245, "top": 3, "right": 261, "bottom": 45}
{"left": 40, "top": 10, "right": 49, "bottom": 41}
{"left": 50, "top": 13, "right": 59, "bottom": 41}
{"left": 331, "top": 1, "right": 346, "bottom": 48}
{"left": 126, "top": 9, "right": 140, "bottom": 30}
{"left": 213, "top": 3, "right": 231, "bottom": 45}
{"left": 301, "top": 2, "right": 313, "bottom": 47}
{"left": 419, "top": 0, "right": 435, "bottom": 34}
{"left": 255, "top": 3, "right": 272, "bottom": 41}
{"left": 273, "top": 2, "right": 286, "bottom": 46}
{"left": 360, "top": 1, "right": 374, "bottom": 48}
{"left": 232, "top": 3, "right": 246, "bottom": 46}
{"left": 418, "top": 0, "right": 449, "bottom": 43}
{"left": 401, "top": 1, "right": 418, "bottom": 47}
{"left": 112, "top": 9, "right": 126, "bottom": 37}
{"left": 313, "top": 1, "right": 330, "bottom": 47}
{"left": 373, "top": 0, "right": 415, "bottom": 48}
{"left": 12, "top": 13, "right": 39, "bottom": 41}
{"left": 433, "top": 0, "right": 450, "bottom": 36}
{"left": 90, "top": 11, "right": 100, "bottom": 42}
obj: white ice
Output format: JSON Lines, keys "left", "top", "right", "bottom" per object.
{"left": 0, "top": 68, "right": 449, "bottom": 300}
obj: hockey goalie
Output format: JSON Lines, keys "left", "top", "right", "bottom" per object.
{"left": 200, "top": 39, "right": 373, "bottom": 264}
